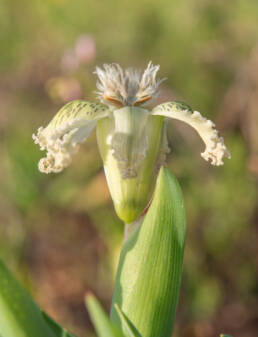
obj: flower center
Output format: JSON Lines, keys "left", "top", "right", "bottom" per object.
{"left": 95, "top": 62, "right": 165, "bottom": 107}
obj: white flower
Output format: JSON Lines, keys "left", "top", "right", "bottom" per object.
{"left": 33, "top": 101, "right": 109, "bottom": 173}
{"left": 95, "top": 62, "right": 165, "bottom": 107}
{"left": 33, "top": 62, "right": 230, "bottom": 222}
{"left": 152, "top": 102, "right": 231, "bottom": 166}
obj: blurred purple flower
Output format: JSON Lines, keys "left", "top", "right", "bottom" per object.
{"left": 61, "top": 35, "right": 96, "bottom": 72}
{"left": 61, "top": 49, "right": 79, "bottom": 72}
{"left": 75, "top": 35, "right": 96, "bottom": 65}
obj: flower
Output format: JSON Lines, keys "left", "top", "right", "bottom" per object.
{"left": 33, "top": 62, "right": 230, "bottom": 223}
{"left": 95, "top": 62, "right": 165, "bottom": 106}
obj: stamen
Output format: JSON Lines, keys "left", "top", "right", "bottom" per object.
{"left": 104, "top": 95, "right": 124, "bottom": 107}
{"left": 134, "top": 95, "right": 152, "bottom": 106}
{"left": 95, "top": 62, "right": 165, "bottom": 107}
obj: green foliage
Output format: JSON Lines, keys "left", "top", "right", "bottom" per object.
{"left": 111, "top": 168, "right": 186, "bottom": 337}
{"left": 0, "top": 259, "right": 79, "bottom": 337}
{"left": 0, "top": 258, "right": 233, "bottom": 337}
{"left": 0, "top": 260, "right": 56, "bottom": 337}
{"left": 41, "top": 312, "right": 78, "bottom": 337}
{"left": 85, "top": 294, "right": 124, "bottom": 337}
{"left": 0, "top": 0, "right": 257, "bottom": 335}
{"left": 114, "top": 305, "right": 140, "bottom": 337}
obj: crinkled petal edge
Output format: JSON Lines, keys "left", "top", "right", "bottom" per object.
{"left": 152, "top": 103, "right": 231, "bottom": 166}
{"left": 32, "top": 118, "right": 96, "bottom": 173}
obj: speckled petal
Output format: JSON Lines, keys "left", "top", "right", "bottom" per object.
{"left": 33, "top": 100, "right": 110, "bottom": 173}
{"left": 152, "top": 101, "right": 230, "bottom": 166}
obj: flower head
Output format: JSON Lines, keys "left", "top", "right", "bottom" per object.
{"left": 95, "top": 62, "right": 165, "bottom": 107}
{"left": 33, "top": 62, "right": 230, "bottom": 222}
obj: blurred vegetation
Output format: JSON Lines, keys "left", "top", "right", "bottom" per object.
{"left": 0, "top": 0, "right": 258, "bottom": 336}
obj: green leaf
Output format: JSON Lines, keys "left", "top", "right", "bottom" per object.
{"left": 110, "top": 167, "right": 186, "bottom": 337}
{"left": 85, "top": 293, "right": 124, "bottom": 337}
{"left": 0, "top": 260, "right": 56, "bottom": 337}
{"left": 220, "top": 334, "right": 233, "bottom": 337}
{"left": 114, "top": 304, "right": 141, "bottom": 337}
{"left": 41, "top": 311, "right": 77, "bottom": 337}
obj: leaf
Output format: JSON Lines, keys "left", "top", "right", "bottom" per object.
{"left": 0, "top": 260, "right": 56, "bottom": 337}
{"left": 220, "top": 334, "right": 233, "bottom": 337}
{"left": 114, "top": 304, "right": 141, "bottom": 337}
{"left": 85, "top": 293, "right": 124, "bottom": 337}
{"left": 41, "top": 311, "right": 77, "bottom": 337}
{"left": 110, "top": 167, "right": 186, "bottom": 337}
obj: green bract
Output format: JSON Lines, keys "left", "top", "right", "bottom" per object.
{"left": 110, "top": 168, "right": 186, "bottom": 337}
{"left": 33, "top": 62, "right": 230, "bottom": 222}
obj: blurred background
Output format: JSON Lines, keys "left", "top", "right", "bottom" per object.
{"left": 0, "top": 0, "right": 258, "bottom": 336}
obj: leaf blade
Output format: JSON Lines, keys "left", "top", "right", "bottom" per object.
{"left": 110, "top": 167, "right": 186, "bottom": 337}
{"left": 85, "top": 294, "right": 124, "bottom": 337}
{"left": 0, "top": 260, "right": 56, "bottom": 337}
{"left": 114, "top": 304, "right": 141, "bottom": 337}
{"left": 41, "top": 311, "right": 77, "bottom": 337}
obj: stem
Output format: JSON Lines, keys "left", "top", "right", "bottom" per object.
{"left": 123, "top": 218, "right": 142, "bottom": 243}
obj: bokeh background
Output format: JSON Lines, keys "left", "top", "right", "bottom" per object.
{"left": 1, "top": 0, "right": 258, "bottom": 336}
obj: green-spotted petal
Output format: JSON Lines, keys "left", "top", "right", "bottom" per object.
{"left": 33, "top": 100, "right": 110, "bottom": 173}
{"left": 111, "top": 107, "right": 149, "bottom": 179}
{"left": 152, "top": 101, "right": 231, "bottom": 166}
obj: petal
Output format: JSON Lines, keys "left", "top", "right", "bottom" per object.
{"left": 96, "top": 107, "right": 165, "bottom": 223}
{"left": 152, "top": 101, "right": 231, "bottom": 166}
{"left": 33, "top": 100, "right": 110, "bottom": 173}
{"left": 110, "top": 107, "right": 149, "bottom": 178}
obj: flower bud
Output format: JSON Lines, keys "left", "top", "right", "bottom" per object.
{"left": 97, "top": 106, "right": 165, "bottom": 223}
